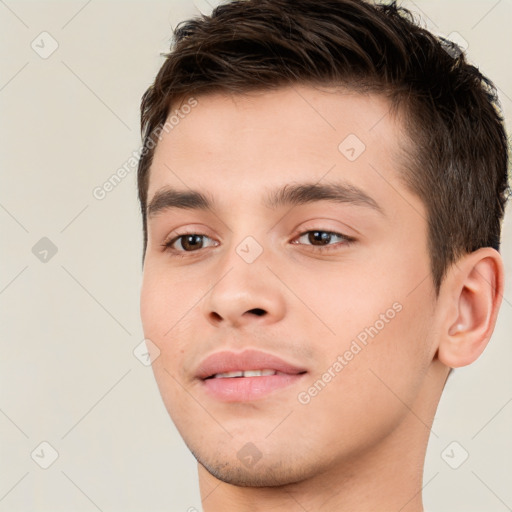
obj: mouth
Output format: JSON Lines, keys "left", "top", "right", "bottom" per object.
{"left": 205, "top": 369, "right": 301, "bottom": 379}
{"left": 196, "top": 350, "right": 308, "bottom": 402}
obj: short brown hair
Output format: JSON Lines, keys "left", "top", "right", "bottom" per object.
{"left": 137, "top": 0, "right": 510, "bottom": 293}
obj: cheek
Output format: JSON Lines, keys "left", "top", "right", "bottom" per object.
{"left": 140, "top": 261, "right": 202, "bottom": 340}
{"left": 294, "top": 299, "right": 433, "bottom": 454}
{"left": 293, "top": 248, "right": 434, "bottom": 405}
{"left": 140, "top": 267, "right": 198, "bottom": 422}
{"left": 140, "top": 276, "right": 170, "bottom": 342}
{"left": 285, "top": 259, "right": 404, "bottom": 357}
{"left": 140, "top": 261, "right": 211, "bottom": 393}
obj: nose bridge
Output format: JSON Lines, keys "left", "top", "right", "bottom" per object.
{"left": 218, "top": 211, "right": 275, "bottom": 274}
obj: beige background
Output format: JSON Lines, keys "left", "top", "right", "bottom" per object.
{"left": 0, "top": 1, "right": 511, "bottom": 511}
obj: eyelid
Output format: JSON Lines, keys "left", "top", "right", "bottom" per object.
{"left": 290, "top": 220, "right": 357, "bottom": 242}
{"left": 290, "top": 218, "right": 359, "bottom": 239}
{"left": 289, "top": 229, "right": 356, "bottom": 253}
{"left": 161, "top": 224, "right": 218, "bottom": 246}
{"left": 292, "top": 229, "right": 355, "bottom": 243}
{"left": 162, "top": 232, "right": 218, "bottom": 252}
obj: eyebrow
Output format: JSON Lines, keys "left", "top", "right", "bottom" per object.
{"left": 146, "top": 181, "right": 384, "bottom": 218}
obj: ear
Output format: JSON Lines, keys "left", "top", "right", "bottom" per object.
{"left": 436, "top": 247, "right": 505, "bottom": 368}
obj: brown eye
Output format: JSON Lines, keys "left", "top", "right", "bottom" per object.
{"left": 307, "top": 231, "right": 336, "bottom": 246}
{"left": 179, "top": 234, "right": 204, "bottom": 251}
{"left": 164, "top": 234, "right": 218, "bottom": 253}
{"left": 293, "top": 230, "right": 354, "bottom": 250}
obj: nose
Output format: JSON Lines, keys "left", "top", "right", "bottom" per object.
{"left": 201, "top": 242, "right": 287, "bottom": 329}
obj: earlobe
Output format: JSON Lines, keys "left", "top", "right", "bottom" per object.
{"left": 437, "top": 248, "right": 504, "bottom": 368}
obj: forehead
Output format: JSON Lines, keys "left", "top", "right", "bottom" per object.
{"left": 147, "top": 85, "right": 414, "bottom": 216}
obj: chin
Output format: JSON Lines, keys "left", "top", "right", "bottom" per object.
{"left": 191, "top": 445, "right": 321, "bottom": 487}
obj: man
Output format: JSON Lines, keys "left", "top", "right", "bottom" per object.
{"left": 137, "top": 0, "right": 509, "bottom": 510}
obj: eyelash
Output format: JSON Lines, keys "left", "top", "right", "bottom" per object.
{"left": 161, "top": 229, "right": 355, "bottom": 256}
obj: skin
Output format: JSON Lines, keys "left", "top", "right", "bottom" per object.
{"left": 140, "top": 85, "right": 504, "bottom": 511}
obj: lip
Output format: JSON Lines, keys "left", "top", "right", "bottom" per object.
{"left": 195, "top": 349, "right": 307, "bottom": 379}
{"left": 195, "top": 349, "right": 308, "bottom": 402}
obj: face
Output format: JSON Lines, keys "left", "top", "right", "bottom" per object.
{"left": 140, "top": 86, "right": 438, "bottom": 487}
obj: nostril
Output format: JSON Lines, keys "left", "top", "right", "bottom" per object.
{"left": 209, "top": 312, "right": 222, "bottom": 322}
{"left": 249, "top": 308, "right": 266, "bottom": 316}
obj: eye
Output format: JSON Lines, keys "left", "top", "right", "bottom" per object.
{"left": 162, "top": 233, "right": 218, "bottom": 253}
{"left": 291, "top": 230, "right": 355, "bottom": 251}
{"left": 161, "top": 229, "right": 355, "bottom": 256}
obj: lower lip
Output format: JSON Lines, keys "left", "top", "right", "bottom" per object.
{"left": 201, "top": 374, "right": 306, "bottom": 402}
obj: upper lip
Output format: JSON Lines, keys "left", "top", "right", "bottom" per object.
{"left": 195, "top": 349, "right": 308, "bottom": 380}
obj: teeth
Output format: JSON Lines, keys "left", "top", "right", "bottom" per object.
{"left": 212, "top": 369, "right": 278, "bottom": 379}
{"left": 244, "top": 369, "right": 277, "bottom": 377}
{"left": 214, "top": 371, "right": 243, "bottom": 378}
